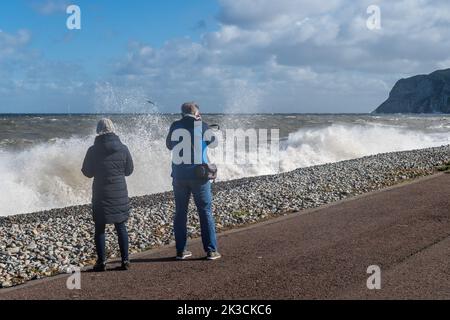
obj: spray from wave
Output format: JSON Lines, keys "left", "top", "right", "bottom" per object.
{"left": 279, "top": 124, "right": 449, "bottom": 172}
{"left": 0, "top": 116, "right": 448, "bottom": 216}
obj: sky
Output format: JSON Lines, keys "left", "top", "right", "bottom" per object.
{"left": 1, "top": 0, "right": 450, "bottom": 114}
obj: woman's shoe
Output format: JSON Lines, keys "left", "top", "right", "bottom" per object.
{"left": 121, "top": 261, "right": 131, "bottom": 270}
{"left": 93, "top": 261, "right": 106, "bottom": 272}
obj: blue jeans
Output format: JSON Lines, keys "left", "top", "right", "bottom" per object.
{"left": 94, "top": 221, "right": 129, "bottom": 263}
{"left": 173, "top": 179, "right": 218, "bottom": 253}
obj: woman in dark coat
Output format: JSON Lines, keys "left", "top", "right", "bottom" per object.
{"left": 82, "top": 118, "right": 134, "bottom": 271}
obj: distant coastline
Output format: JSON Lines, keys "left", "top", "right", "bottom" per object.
{"left": 374, "top": 69, "right": 450, "bottom": 114}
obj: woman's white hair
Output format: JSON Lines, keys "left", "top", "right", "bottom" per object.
{"left": 96, "top": 118, "right": 115, "bottom": 135}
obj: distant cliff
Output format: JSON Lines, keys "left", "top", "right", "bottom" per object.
{"left": 373, "top": 69, "right": 450, "bottom": 114}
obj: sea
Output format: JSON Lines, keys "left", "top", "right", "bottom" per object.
{"left": 1, "top": 113, "right": 449, "bottom": 216}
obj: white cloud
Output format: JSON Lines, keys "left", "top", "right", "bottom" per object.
{"left": 217, "top": 0, "right": 343, "bottom": 29}
{"left": 30, "top": 0, "right": 69, "bottom": 15}
{"left": 209, "top": 0, "right": 450, "bottom": 73}
{"left": 0, "top": 29, "right": 31, "bottom": 60}
{"left": 110, "top": 0, "right": 450, "bottom": 112}
{"left": 0, "top": 29, "right": 93, "bottom": 113}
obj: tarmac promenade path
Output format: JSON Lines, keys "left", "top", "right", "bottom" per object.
{"left": 1, "top": 174, "right": 449, "bottom": 300}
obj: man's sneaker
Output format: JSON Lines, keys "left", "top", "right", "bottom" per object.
{"left": 206, "top": 251, "right": 222, "bottom": 260}
{"left": 121, "top": 261, "right": 131, "bottom": 271}
{"left": 93, "top": 261, "right": 106, "bottom": 272}
{"left": 176, "top": 250, "right": 193, "bottom": 260}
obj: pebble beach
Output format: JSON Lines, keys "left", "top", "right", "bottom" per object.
{"left": 1, "top": 145, "right": 449, "bottom": 289}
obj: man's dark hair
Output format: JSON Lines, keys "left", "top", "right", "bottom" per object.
{"left": 181, "top": 102, "right": 200, "bottom": 116}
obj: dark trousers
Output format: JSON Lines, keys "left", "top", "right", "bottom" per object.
{"left": 94, "top": 221, "right": 129, "bottom": 263}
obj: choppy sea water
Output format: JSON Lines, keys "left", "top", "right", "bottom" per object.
{"left": 1, "top": 113, "right": 449, "bottom": 216}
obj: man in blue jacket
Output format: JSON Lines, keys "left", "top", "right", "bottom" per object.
{"left": 166, "top": 102, "right": 221, "bottom": 260}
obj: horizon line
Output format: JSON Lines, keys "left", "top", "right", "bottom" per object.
{"left": 1, "top": 112, "right": 378, "bottom": 116}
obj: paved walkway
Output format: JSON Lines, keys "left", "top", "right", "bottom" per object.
{"left": 1, "top": 174, "right": 449, "bottom": 300}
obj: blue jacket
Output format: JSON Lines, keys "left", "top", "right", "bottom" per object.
{"left": 166, "top": 116, "right": 214, "bottom": 180}
{"left": 82, "top": 133, "right": 134, "bottom": 224}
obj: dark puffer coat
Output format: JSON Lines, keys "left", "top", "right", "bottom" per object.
{"left": 82, "top": 133, "right": 134, "bottom": 224}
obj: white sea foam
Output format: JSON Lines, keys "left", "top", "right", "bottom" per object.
{"left": 0, "top": 121, "right": 449, "bottom": 216}
{"left": 278, "top": 124, "right": 449, "bottom": 172}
